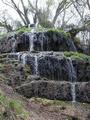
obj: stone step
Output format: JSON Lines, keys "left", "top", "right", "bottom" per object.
{"left": 8, "top": 52, "right": 90, "bottom": 82}
{"left": 16, "top": 80, "right": 90, "bottom": 103}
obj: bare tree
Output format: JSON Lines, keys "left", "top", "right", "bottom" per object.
{"left": 52, "top": 0, "right": 72, "bottom": 25}
{"left": 0, "top": 11, "right": 12, "bottom": 32}
{"left": 27, "top": 0, "right": 72, "bottom": 27}
{"left": 2, "top": 0, "right": 30, "bottom": 26}
{"left": 87, "top": 0, "right": 90, "bottom": 10}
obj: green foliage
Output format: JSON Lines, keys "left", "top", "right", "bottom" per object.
{"left": 0, "top": 92, "right": 6, "bottom": 105}
{"left": 64, "top": 52, "right": 90, "bottom": 62}
{"left": 0, "top": 91, "right": 29, "bottom": 119}
{"left": 47, "top": 28, "right": 71, "bottom": 38}
{"left": 9, "top": 100, "right": 28, "bottom": 117}
{"left": 16, "top": 26, "right": 31, "bottom": 34}
{"left": 31, "top": 97, "right": 69, "bottom": 106}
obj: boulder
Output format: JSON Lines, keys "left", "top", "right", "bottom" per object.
{"left": 16, "top": 81, "right": 90, "bottom": 103}
{"left": 16, "top": 81, "right": 72, "bottom": 101}
{"left": 76, "top": 82, "right": 90, "bottom": 103}
{"left": 0, "top": 31, "right": 77, "bottom": 53}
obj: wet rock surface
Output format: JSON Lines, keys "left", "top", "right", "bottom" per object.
{"left": 8, "top": 51, "right": 90, "bottom": 103}
{"left": 0, "top": 31, "right": 77, "bottom": 53}
{"left": 8, "top": 52, "right": 90, "bottom": 82}
{"left": 0, "top": 30, "right": 90, "bottom": 104}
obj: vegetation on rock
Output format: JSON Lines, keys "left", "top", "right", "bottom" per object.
{"left": 16, "top": 26, "right": 31, "bottom": 34}
{"left": 47, "top": 28, "right": 71, "bottom": 38}
{"left": 64, "top": 52, "right": 90, "bottom": 62}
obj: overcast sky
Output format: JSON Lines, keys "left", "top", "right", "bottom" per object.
{"left": 0, "top": 0, "right": 21, "bottom": 20}
{"left": 0, "top": 0, "right": 48, "bottom": 24}
{"left": 0, "top": 0, "right": 90, "bottom": 26}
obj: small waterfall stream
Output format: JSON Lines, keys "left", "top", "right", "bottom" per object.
{"left": 71, "top": 83, "right": 76, "bottom": 103}
{"left": 9, "top": 28, "right": 80, "bottom": 103}
{"left": 29, "top": 28, "right": 35, "bottom": 52}
{"left": 67, "top": 58, "right": 77, "bottom": 102}
{"left": 12, "top": 38, "right": 16, "bottom": 53}
{"left": 17, "top": 53, "right": 21, "bottom": 61}
{"left": 21, "top": 53, "right": 27, "bottom": 65}
{"left": 34, "top": 55, "right": 38, "bottom": 75}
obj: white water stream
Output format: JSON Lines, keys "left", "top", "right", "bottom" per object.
{"left": 34, "top": 55, "right": 38, "bottom": 75}
{"left": 68, "top": 58, "right": 77, "bottom": 103}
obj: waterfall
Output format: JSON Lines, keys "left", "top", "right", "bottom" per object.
{"left": 17, "top": 52, "right": 21, "bottom": 61}
{"left": 12, "top": 38, "right": 16, "bottom": 53}
{"left": 21, "top": 53, "right": 27, "bottom": 65}
{"left": 34, "top": 55, "right": 38, "bottom": 75}
{"left": 29, "top": 28, "right": 35, "bottom": 52}
{"left": 71, "top": 83, "right": 76, "bottom": 103}
{"left": 67, "top": 58, "right": 77, "bottom": 102}
{"left": 41, "top": 33, "right": 45, "bottom": 51}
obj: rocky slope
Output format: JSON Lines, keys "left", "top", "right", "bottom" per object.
{"left": 7, "top": 51, "right": 90, "bottom": 103}
{"left": 0, "top": 29, "right": 90, "bottom": 119}
{"left": 0, "top": 58, "right": 90, "bottom": 120}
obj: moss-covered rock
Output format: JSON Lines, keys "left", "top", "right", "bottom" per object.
{"left": 0, "top": 28, "right": 77, "bottom": 53}
{"left": 16, "top": 26, "right": 31, "bottom": 34}
{"left": 64, "top": 51, "right": 90, "bottom": 62}
{"left": 47, "top": 28, "right": 71, "bottom": 38}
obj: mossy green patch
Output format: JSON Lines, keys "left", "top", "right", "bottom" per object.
{"left": 16, "top": 26, "right": 31, "bottom": 34}
{"left": 31, "top": 97, "right": 70, "bottom": 106}
{"left": 0, "top": 91, "right": 29, "bottom": 119}
{"left": 64, "top": 52, "right": 90, "bottom": 62}
{"left": 47, "top": 28, "right": 71, "bottom": 38}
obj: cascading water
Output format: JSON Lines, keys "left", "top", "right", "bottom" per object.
{"left": 21, "top": 53, "right": 27, "bottom": 65}
{"left": 12, "top": 38, "right": 16, "bottom": 53}
{"left": 34, "top": 55, "right": 38, "bottom": 75}
{"left": 71, "top": 83, "right": 76, "bottom": 103}
{"left": 67, "top": 58, "right": 77, "bottom": 102}
{"left": 17, "top": 52, "right": 22, "bottom": 61}
{"left": 29, "top": 28, "right": 36, "bottom": 52}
